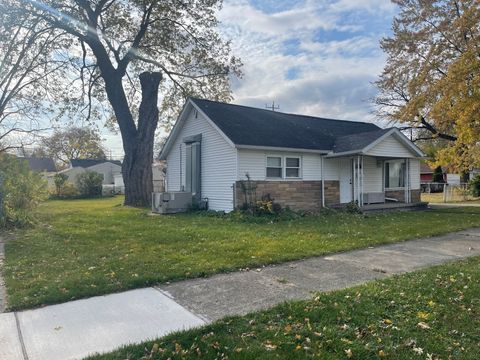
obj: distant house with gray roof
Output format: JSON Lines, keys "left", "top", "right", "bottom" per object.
{"left": 20, "top": 157, "right": 57, "bottom": 173}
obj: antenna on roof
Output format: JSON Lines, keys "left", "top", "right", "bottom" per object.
{"left": 265, "top": 101, "right": 280, "bottom": 112}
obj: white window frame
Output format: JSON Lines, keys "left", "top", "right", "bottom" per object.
{"left": 384, "top": 159, "right": 406, "bottom": 190}
{"left": 266, "top": 156, "right": 283, "bottom": 179}
{"left": 265, "top": 155, "right": 302, "bottom": 180}
{"left": 285, "top": 156, "right": 301, "bottom": 178}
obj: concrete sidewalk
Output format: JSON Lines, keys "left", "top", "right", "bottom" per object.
{"left": 1, "top": 228, "right": 479, "bottom": 360}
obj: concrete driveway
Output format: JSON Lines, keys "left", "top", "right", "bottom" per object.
{"left": 0, "top": 228, "right": 479, "bottom": 359}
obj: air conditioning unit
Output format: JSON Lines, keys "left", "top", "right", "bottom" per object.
{"left": 152, "top": 192, "right": 192, "bottom": 214}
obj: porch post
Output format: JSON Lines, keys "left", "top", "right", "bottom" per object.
{"left": 360, "top": 155, "right": 364, "bottom": 207}
{"left": 352, "top": 157, "right": 356, "bottom": 204}
{"left": 321, "top": 155, "right": 325, "bottom": 207}
{"left": 404, "top": 158, "right": 410, "bottom": 203}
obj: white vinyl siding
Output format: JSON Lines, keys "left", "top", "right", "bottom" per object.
{"left": 362, "top": 156, "right": 383, "bottom": 193}
{"left": 237, "top": 150, "right": 323, "bottom": 181}
{"left": 87, "top": 162, "right": 122, "bottom": 185}
{"left": 409, "top": 158, "right": 420, "bottom": 189}
{"left": 302, "top": 154, "right": 322, "bottom": 180}
{"left": 366, "top": 135, "right": 418, "bottom": 158}
{"left": 166, "top": 109, "right": 236, "bottom": 212}
{"left": 322, "top": 158, "right": 340, "bottom": 181}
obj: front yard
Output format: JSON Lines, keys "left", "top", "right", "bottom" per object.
{"left": 89, "top": 256, "right": 480, "bottom": 359}
{"left": 3, "top": 197, "right": 480, "bottom": 310}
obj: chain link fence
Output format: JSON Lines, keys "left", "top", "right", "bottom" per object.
{"left": 421, "top": 183, "right": 479, "bottom": 203}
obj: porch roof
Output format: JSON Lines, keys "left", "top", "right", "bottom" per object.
{"left": 326, "top": 128, "right": 425, "bottom": 158}
{"left": 332, "top": 128, "right": 391, "bottom": 153}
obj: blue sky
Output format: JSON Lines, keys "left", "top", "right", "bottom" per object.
{"left": 104, "top": 0, "right": 397, "bottom": 156}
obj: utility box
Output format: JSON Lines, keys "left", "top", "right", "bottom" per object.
{"left": 152, "top": 192, "right": 192, "bottom": 214}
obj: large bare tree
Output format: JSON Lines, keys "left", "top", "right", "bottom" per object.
{"left": 0, "top": 2, "right": 69, "bottom": 152}
{"left": 6, "top": 0, "right": 241, "bottom": 206}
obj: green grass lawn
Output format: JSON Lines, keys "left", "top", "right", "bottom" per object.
{"left": 88, "top": 256, "right": 480, "bottom": 360}
{"left": 421, "top": 192, "right": 480, "bottom": 203}
{"left": 3, "top": 197, "right": 480, "bottom": 310}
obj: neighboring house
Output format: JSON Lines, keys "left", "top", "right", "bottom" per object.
{"left": 55, "top": 159, "right": 122, "bottom": 186}
{"left": 20, "top": 157, "right": 57, "bottom": 187}
{"left": 109, "top": 161, "right": 165, "bottom": 194}
{"left": 420, "top": 162, "right": 436, "bottom": 183}
{"left": 20, "top": 157, "right": 56, "bottom": 173}
{"left": 153, "top": 161, "right": 166, "bottom": 192}
{"left": 159, "top": 98, "right": 425, "bottom": 212}
{"left": 420, "top": 162, "right": 479, "bottom": 185}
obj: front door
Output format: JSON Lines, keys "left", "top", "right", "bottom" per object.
{"left": 339, "top": 158, "right": 353, "bottom": 203}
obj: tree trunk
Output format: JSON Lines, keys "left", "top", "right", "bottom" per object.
{"left": 122, "top": 72, "right": 162, "bottom": 207}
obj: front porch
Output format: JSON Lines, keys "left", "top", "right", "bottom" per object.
{"left": 330, "top": 154, "right": 422, "bottom": 209}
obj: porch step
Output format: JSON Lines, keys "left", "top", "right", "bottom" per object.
{"left": 361, "top": 202, "right": 429, "bottom": 214}
{"left": 328, "top": 202, "right": 429, "bottom": 213}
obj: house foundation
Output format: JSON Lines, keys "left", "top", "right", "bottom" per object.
{"left": 234, "top": 180, "right": 340, "bottom": 211}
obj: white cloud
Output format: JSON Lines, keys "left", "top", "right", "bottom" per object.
{"left": 218, "top": 0, "right": 396, "bottom": 123}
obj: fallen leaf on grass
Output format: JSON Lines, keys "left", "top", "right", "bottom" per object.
{"left": 417, "top": 311, "right": 430, "bottom": 320}
{"left": 345, "top": 349, "right": 353, "bottom": 358}
{"left": 417, "top": 322, "right": 430, "bottom": 330}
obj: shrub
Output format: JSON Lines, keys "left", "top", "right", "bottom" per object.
{"left": 432, "top": 166, "right": 444, "bottom": 183}
{"left": 54, "top": 173, "right": 69, "bottom": 196}
{"left": 50, "top": 182, "right": 78, "bottom": 199}
{"left": 76, "top": 171, "right": 103, "bottom": 198}
{"left": 344, "top": 201, "right": 362, "bottom": 214}
{"left": 0, "top": 154, "right": 47, "bottom": 228}
{"left": 469, "top": 174, "right": 480, "bottom": 197}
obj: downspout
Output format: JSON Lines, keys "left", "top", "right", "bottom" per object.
{"left": 321, "top": 155, "right": 325, "bottom": 207}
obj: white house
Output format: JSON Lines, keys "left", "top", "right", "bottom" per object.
{"left": 56, "top": 159, "right": 122, "bottom": 186}
{"left": 159, "top": 98, "right": 425, "bottom": 212}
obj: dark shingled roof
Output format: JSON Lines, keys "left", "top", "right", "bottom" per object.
{"left": 333, "top": 128, "right": 393, "bottom": 153}
{"left": 22, "top": 157, "right": 56, "bottom": 172}
{"left": 191, "top": 98, "right": 381, "bottom": 151}
{"left": 70, "top": 159, "right": 122, "bottom": 168}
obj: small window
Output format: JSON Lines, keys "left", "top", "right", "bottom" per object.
{"left": 266, "top": 156, "right": 282, "bottom": 178}
{"left": 285, "top": 157, "right": 300, "bottom": 178}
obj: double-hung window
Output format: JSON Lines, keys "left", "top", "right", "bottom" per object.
{"left": 285, "top": 157, "right": 300, "bottom": 178}
{"left": 266, "top": 156, "right": 301, "bottom": 179}
{"left": 385, "top": 159, "right": 406, "bottom": 188}
{"left": 266, "top": 156, "right": 282, "bottom": 178}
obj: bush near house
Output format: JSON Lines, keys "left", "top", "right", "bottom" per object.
{"left": 76, "top": 170, "right": 103, "bottom": 198}
{"left": 53, "top": 173, "right": 68, "bottom": 195}
{"left": 469, "top": 174, "right": 480, "bottom": 197}
{"left": 0, "top": 154, "right": 47, "bottom": 228}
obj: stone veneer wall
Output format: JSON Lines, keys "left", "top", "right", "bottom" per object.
{"left": 234, "top": 180, "right": 340, "bottom": 211}
{"left": 385, "top": 190, "right": 405, "bottom": 202}
{"left": 385, "top": 189, "right": 421, "bottom": 203}
{"left": 324, "top": 181, "right": 340, "bottom": 206}
{"left": 411, "top": 189, "right": 421, "bottom": 203}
